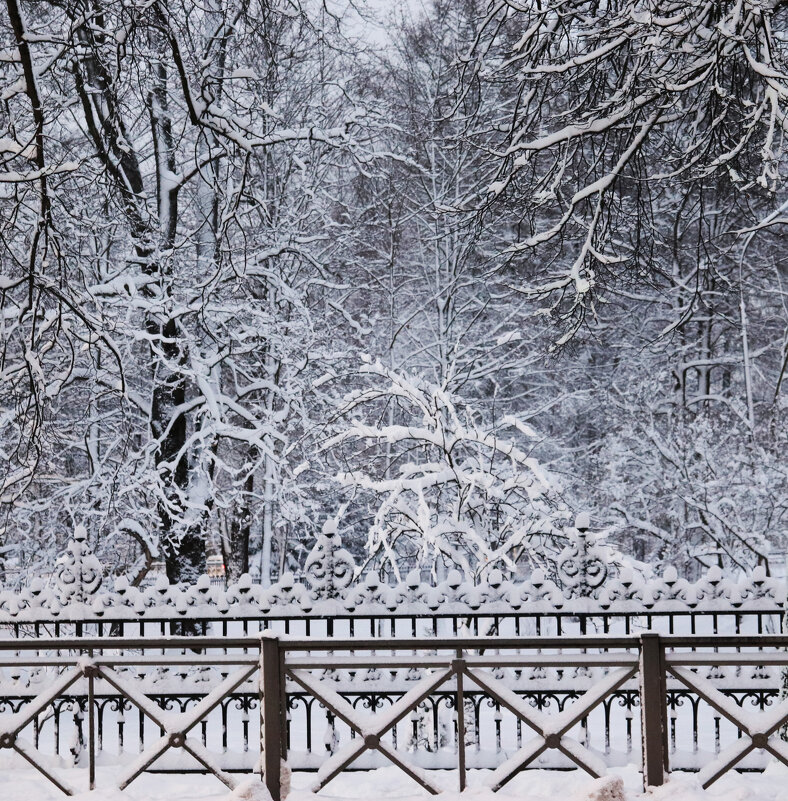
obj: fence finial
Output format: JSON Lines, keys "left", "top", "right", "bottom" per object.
{"left": 304, "top": 519, "right": 356, "bottom": 599}
{"left": 54, "top": 525, "right": 103, "bottom": 605}
{"left": 557, "top": 515, "right": 612, "bottom": 598}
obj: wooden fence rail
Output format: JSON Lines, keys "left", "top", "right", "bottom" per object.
{"left": 1, "top": 633, "right": 787, "bottom": 796}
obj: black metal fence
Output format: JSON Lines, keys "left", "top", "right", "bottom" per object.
{"left": 3, "top": 604, "right": 783, "bottom": 639}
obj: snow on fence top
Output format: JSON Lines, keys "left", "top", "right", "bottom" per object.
{"left": 0, "top": 525, "right": 784, "bottom": 622}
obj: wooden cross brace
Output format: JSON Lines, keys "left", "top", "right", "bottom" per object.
{"left": 464, "top": 664, "right": 638, "bottom": 790}
{"left": 288, "top": 665, "right": 456, "bottom": 794}
{"left": 669, "top": 666, "right": 788, "bottom": 788}
{"left": 289, "top": 660, "right": 635, "bottom": 794}
{"left": 97, "top": 662, "right": 258, "bottom": 791}
{"left": 0, "top": 664, "right": 83, "bottom": 795}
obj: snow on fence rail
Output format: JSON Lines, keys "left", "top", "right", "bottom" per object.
{"left": 0, "top": 527, "right": 784, "bottom": 625}
{"left": 1, "top": 633, "right": 788, "bottom": 797}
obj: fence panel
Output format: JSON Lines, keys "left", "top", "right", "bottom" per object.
{"left": 1, "top": 633, "right": 788, "bottom": 796}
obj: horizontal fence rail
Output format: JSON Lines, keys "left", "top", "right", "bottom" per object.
{"left": 3, "top": 605, "right": 783, "bottom": 642}
{"left": 0, "top": 634, "right": 787, "bottom": 796}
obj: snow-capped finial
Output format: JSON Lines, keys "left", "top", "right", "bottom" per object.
{"left": 574, "top": 512, "right": 591, "bottom": 532}
{"left": 321, "top": 517, "right": 338, "bottom": 536}
{"left": 54, "top": 525, "right": 103, "bottom": 605}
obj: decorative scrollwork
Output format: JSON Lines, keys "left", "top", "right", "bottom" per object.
{"left": 303, "top": 520, "right": 356, "bottom": 599}
{"left": 53, "top": 526, "right": 103, "bottom": 605}
{"left": 556, "top": 519, "right": 613, "bottom": 598}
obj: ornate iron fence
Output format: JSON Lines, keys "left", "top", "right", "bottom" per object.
{"left": 2, "top": 528, "right": 784, "bottom": 632}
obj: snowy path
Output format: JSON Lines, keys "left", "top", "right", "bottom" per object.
{"left": 1, "top": 765, "right": 788, "bottom": 801}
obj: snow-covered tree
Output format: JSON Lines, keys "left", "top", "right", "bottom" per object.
{"left": 464, "top": 1, "right": 788, "bottom": 326}
{"left": 1, "top": 0, "right": 786, "bottom": 587}
{"left": 324, "top": 359, "right": 570, "bottom": 581}
{"left": 0, "top": 0, "right": 367, "bottom": 583}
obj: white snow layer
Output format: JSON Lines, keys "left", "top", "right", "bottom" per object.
{"left": 0, "top": 764, "right": 788, "bottom": 801}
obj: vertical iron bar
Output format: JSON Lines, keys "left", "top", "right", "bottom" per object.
{"left": 280, "top": 648, "right": 288, "bottom": 760}
{"left": 261, "top": 635, "right": 282, "bottom": 801}
{"left": 639, "top": 632, "right": 667, "bottom": 789}
{"left": 88, "top": 671, "right": 95, "bottom": 791}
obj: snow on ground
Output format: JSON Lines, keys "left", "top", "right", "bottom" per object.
{"left": 2, "top": 765, "right": 788, "bottom": 801}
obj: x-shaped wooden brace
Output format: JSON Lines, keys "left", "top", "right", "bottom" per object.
{"left": 669, "top": 666, "right": 788, "bottom": 788}
{"left": 288, "top": 666, "right": 455, "bottom": 794}
{"left": 0, "top": 664, "right": 83, "bottom": 795}
{"left": 98, "top": 662, "right": 258, "bottom": 790}
{"left": 464, "top": 664, "right": 637, "bottom": 790}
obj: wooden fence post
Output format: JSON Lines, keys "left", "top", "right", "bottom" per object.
{"left": 261, "top": 634, "right": 283, "bottom": 801}
{"left": 453, "top": 652, "right": 466, "bottom": 792}
{"left": 639, "top": 632, "right": 667, "bottom": 789}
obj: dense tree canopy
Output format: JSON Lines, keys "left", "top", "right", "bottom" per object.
{"left": 0, "top": 0, "right": 785, "bottom": 586}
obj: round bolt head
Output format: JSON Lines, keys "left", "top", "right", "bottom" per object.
{"left": 544, "top": 733, "right": 561, "bottom": 749}
{"left": 364, "top": 733, "right": 380, "bottom": 749}
{"left": 752, "top": 732, "right": 768, "bottom": 749}
{"left": 0, "top": 732, "right": 16, "bottom": 749}
{"left": 169, "top": 732, "right": 186, "bottom": 748}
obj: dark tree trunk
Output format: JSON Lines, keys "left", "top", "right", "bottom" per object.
{"left": 149, "top": 314, "right": 204, "bottom": 584}
{"left": 71, "top": 14, "right": 206, "bottom": 585}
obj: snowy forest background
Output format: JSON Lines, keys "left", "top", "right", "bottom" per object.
{"left": 0, "top": 0, "right": 786, "bottom": 590}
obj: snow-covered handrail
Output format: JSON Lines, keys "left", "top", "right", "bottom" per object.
{"left": 0, "top": 527, "right": 783, "bottom": 623}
